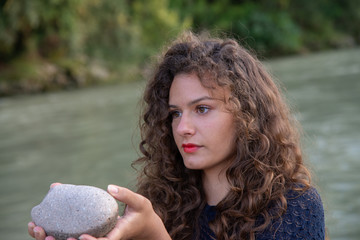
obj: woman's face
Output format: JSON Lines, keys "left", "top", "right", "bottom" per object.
{"left": 169, "top": 72, "right": 237, "bottom": 174}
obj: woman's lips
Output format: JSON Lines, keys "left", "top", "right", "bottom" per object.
{"left": 182, "top": 143, "right": 201, "bottom": 153}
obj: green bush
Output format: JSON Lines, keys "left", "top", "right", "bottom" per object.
{"left": 0, "top": 0, "right": 359, "bottom": 95}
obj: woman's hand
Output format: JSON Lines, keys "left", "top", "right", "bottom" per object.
{"left": 28, "top": 183, "right": 171, "bottom": 240}
{"left": 28, "top": 222, "right": 77, "bottom": 240}
{"left": 79, "top": 185, "right": 171, "bottom": 240}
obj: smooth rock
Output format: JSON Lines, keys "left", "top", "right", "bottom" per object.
{"left": 31, "top": 184, "right": 118, "bottom": 240}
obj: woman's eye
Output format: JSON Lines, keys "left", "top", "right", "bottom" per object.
{"left": 196, "top": 106, "right": 210, "bottom": 114}
{"left": 170, "top": 110, "right": 181, "bottom": 119}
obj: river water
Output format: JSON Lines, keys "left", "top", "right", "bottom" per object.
{"left": 0, "top": 48, "right": 359, "bottom": 239}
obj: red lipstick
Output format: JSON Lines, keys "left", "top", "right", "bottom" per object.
{"left": 182, "top": 143, "right": 200, "bottom": 153}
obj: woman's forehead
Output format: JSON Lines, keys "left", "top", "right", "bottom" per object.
{"left": 170, "top": 72, "right": 231, "bottom": 103}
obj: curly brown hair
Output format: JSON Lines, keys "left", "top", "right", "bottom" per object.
{"left": 134, "top": 31, "right": 311, "bottom": 240}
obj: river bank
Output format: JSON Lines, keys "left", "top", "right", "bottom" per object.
{"left": 1, "top": 45, "right": 358, "bottom": 98}
{"left": 0, "top": 55, "right": 141, "bottom": 97}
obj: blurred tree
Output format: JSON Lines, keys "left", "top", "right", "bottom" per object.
{"left": 78, "top": 0, "right": 136, "bottom": 63}
{"left": 131, "top": 0, "right": 191, "bottom": 57}
{"left": 0, "top": 0, "right": 359, "bottom": 95}
{"left": 169, "top": 0, "right": 301, "bottom": 56}
{"left": 170, "top": 0, "right": 359, "bottom": 55}
{"left": 324, "top": 0, "right": 360, "bottom": 45}
{"left": 0, "top": 0, "right": 83, "bottom": 61}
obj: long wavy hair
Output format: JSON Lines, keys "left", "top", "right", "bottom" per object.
{"left": 134, "top": 32, "right": 311, "bottom": 240}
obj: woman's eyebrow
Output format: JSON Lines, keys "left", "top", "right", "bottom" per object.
{"left": 188, "top": 96, "right": 215, "bottom": 106}
{"left": 168, "top": 96, "right": 216, "bottom": 108}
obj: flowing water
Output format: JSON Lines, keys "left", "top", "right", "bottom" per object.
{"left": 0, "top": 48, "right": 359, "bottom": 239}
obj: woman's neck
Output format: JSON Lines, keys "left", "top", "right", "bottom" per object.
{"left": 202, "top": 168, "right": 230, "bottom": 206}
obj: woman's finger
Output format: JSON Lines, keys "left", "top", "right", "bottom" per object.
{"left": 33, "top": 226, "right": 47, "bottom": 240}
{"left": 28, "top": 222, "right": 36, "bottom": 238}
{"left": 50, "top": 182, "right": 62, "bottom": 188}
{"left": 105, "top": 220, "right": 128, "bottom": 240}
{"left": 107, "top": 185, "right": 150, "bottom": 211}
{"left": 29, "top": 222, "right": 56, "bottom": 240}
{"left": 78, "top": 234, "right": 104, "bottom": 240}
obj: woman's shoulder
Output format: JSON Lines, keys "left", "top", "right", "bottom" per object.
{"left": 285, "top": 186, "right": 325, "bottom": 233}
{"left": 257, "top": 186, "right": 325, "bottom": 240}
{"left": 285, "top": 186, "right": 324, "bottom": 215}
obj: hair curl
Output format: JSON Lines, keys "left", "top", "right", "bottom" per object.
{"left": 133, "top": 31, "right": 311, "bottom": 240}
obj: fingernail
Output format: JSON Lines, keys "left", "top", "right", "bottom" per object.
{"left": 33, "top": 227, "right": 39, "bottom": 234}
{"left": 108, "top": 185, "right": 118, "bottom": 194}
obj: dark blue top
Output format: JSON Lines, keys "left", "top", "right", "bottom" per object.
{"left": 197, "top": 187, "right": 325, "bottom": 240}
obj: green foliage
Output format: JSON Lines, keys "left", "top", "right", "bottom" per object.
{"left": 131, "top": 0, "right": 191, "bottom": 54}
{"left": 0, "top": 0, "right": 190, "bottom": 95}
{"left": 0, "top": 0, "right": 83, "bottom": 60}
{"left": 216, "top": 4, "right": 301, "bottom": 56}
{"left": 78, "top": 1, "right": 135, "bottom": 62}
{"left": 170, "top": 0, "right": 360, "bottom": 56}
{"left": 171, "top": 1, "right": 301, "bottom": 55}
{"left": 0, "top": 0, "right": 359, "bottom": 95}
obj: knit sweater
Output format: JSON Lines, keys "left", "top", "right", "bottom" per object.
{"left": 197, "top": 187, "right": 325, "bottom": 240}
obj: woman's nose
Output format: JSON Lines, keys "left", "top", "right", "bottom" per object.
{"left": 176, "top": 113, "right": 195, "bottom": 136}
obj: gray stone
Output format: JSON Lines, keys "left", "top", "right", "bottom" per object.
{"left": 31, "top": 184, "right": 118, "bottom": 240}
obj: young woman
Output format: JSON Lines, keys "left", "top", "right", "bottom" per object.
{"left": 28, "top": 32, "right": 325, "bottom": 240}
